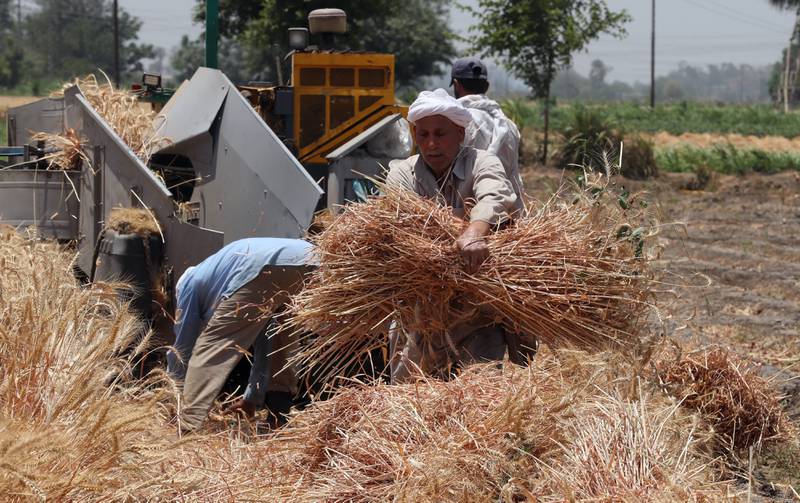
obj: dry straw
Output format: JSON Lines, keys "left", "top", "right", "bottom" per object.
{"left": 29, "top": 128, "right": 88, "bottom": 170}
{"left": 56, "top": 73, "right": 169, "bottom": 163}
{"left": 107, "top": 207, "right": 163, "bottom": 238}
{"left": 653, "top": 345, "right": 793, "bottom": 452}
{"left": 263, "top": 352, "right": 733, "bottom": 502}
{"left": 288, "top": 178, "right": 655, "bottom": 383}
{"left": 0, "top": 223, "right": 786, "bottom": 501}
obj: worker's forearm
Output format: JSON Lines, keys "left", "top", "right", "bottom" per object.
{"left": 461, "top": 220, "right": 491, "bottom": 241}
{"left": 456, "top": 220, "right": 492, "bottom": 274}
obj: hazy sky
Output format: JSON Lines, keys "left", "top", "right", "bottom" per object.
{"left": 122, "top": 0, "right": 796, "bottom": 84}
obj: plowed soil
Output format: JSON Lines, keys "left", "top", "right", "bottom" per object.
{"left": 522, "top": 168, "right": 800, "bottom": 414}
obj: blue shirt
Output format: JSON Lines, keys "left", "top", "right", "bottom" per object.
{"left": 167, "top": 238, "right": 314, "bottom": 404}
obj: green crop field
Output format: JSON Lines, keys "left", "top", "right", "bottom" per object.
{"left": 656, "top": 145, "right": 800, "bottom": 175}
{"left": 506, "top": 101, "right": 800, "bottom": 138}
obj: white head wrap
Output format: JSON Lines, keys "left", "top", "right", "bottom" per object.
{"left": 407, "top": 88, "right": 472, "bottom": 128}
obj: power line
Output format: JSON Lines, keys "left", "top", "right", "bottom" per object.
{"left": 679, "top": 0, "right": 790, "bottom": 33}
{"left": 702, "top": 0, "right": 790, "bottom": 31}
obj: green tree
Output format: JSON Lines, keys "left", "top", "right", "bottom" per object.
{"left": 170, "top": 34, "right": 249, "bottom": 84}
{"left": 193, "top": 0, "right": 456, "bottom": 88}
{"left": 25, "top": 0, "right": 155, "bottom": 84}
{"left": 470, "top": 0, "right": 630, "bottom": 162}
{"left": 0, "top": 0, "right": 25, "bottom": 89}
{"left": 768, "top": 0, "right": 800, "bottom": 9}
{"left": 767, "top": 0, "right": 800, "bottom": 109}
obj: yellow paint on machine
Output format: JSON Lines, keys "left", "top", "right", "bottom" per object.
{"left": 290, "top": 52, "right": 408, "bottom": 164}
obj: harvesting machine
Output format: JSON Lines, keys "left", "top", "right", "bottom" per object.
{"left": 0, "top": 8, "right": 410, "bottom": 330}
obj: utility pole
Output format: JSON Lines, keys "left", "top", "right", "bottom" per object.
{"left": 17, "top": 0, "right": 21, "bottom": 25}
{"left": 784, "top": 12, "right": 800, "bottom": 112}
{"left": 113, "top": 0, "right": 120, "bottom": 87}
{"left": 650, "top": 0, "right": 655, "bottom": 109}
{"left": 206, "top": 0, "right": 219, "bottom": 69}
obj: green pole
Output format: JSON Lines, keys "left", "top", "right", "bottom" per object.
{"left": 205, "top": 0, "right": 219, "bottom": 68}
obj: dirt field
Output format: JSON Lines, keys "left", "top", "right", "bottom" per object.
{"left": 0, "top": 95, "right": 38, "bottom": 113}
{"left": 524, "top": 167, "right": 800, "bottom": 410}
{"left": 522, "top": 166, "right": 800, "bottom": 495}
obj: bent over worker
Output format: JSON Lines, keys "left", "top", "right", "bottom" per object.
{"left": 385, "top": 88, "right": 534, "bottom": 383}
{"left": 167, "top": 238, "right": 314, "bottom": 431}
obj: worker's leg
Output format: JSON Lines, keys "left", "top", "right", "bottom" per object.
{"left": 505, "top": 332, "right": 538, "bottom": 366}
{"left": 180, "top": 277, "right": 275, "bottom": 431}
{"left": 453, "top": 323, "right": 507, "bottom": 366}
{"left": 389, "top": 322, "right": 457, "bottom": 383}
{"left": 246, "top": 266, "right": 307, "bottom": 418}
{"left": 389, "top": 323, "right": 424, "bottom": 383}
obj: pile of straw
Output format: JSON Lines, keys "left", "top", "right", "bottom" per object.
{"left": 653, "top": 345, "right": 792, "bottom": 451}
{"left": 264, "top": 352, "right": 730, "bottom": 501}
{"left": 58, "top": 73, "right": 169, "bottom": 163}
{"left": 0, "top": 228, "right": 788, "bottom": 501}
{"left": 289, "top": 181, "right": 654, "bottom": 382}
{"left": 107, "top": 207, "right": 162, "bottom": 238}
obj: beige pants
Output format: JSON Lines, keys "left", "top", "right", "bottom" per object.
{"left": 180, "top": 266, "right": 307, "bottom": 431}
{"left": 389, "top": 318, "right": 538, "bottom": 382}
{"left": 388, "top": 315, "right": 507, "bottom": 383}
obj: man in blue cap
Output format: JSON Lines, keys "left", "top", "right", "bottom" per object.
{"left": 451, "top": 57, "right": 524, "bottom": 204}
{"left": 167, "top": 237, "right": 315, "bottom": 432}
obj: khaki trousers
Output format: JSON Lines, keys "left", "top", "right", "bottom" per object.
{"left": 388, "top": 315, "right": 507, "bottom": 383}
{"left": 180, "top": 266, "right": 307, "bottom": 431}
{"left": 388, "top": 320, "right": 538, "bottom": 383}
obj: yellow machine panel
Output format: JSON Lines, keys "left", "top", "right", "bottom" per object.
{"left": 291, "top": 52, "right": 407, "bottom": 164}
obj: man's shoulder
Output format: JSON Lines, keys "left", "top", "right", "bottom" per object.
{"left": 388, "top": 154, "right": 420, "bottom": 171}
{"left": 387, "top": 155, "right": 421, "bottom": 184}
{"left": 471, "top": 147, "right": 502, "bottom": 163}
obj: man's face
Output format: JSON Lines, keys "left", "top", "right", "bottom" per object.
{"left": 413, "top": 114, "right": 465, "bottom": 175}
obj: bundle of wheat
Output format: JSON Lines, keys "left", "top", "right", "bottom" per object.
{"left": 288, "top": 180, "right": 654, "bottom": 383}
{"left": 0, "top": 227, "right": 172, "bottom": 498}
{"left": 653, "top": 345, "right": 792, "bottom": 451}
{"left": 57, "top": 73, "right": 169, "bottom": 162}
{"left": 0, "top": 227, "right": 293, "bottom": 500}
{"left": 29, "top": 128, "right": 88, "bottom": 170}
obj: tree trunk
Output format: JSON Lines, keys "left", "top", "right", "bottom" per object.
{"left": 784, "top": 40, "right": 791, "bottom": 113}
{"left": 541, "top": 84, "right": 550, "bottom": 164}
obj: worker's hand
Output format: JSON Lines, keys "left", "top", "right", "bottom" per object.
{"left": 226, "top": 397, "right": 257, "bottom": 418}
{"left": 455, "top": 221, "right": 492, "bottom": 274}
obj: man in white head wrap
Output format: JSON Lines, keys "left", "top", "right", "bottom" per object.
{"left": 385, "top": 88, "right": 526, "bottom": 383}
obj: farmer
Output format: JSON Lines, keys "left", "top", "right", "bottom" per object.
{"left": 385, "top": 88, "right": 534, "bottom": 382}
{"left": 451, "top": 57, "right": 524, "bottom": 203}
{"left": 167, "top": 238, "right": 314, "bottom": 432}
